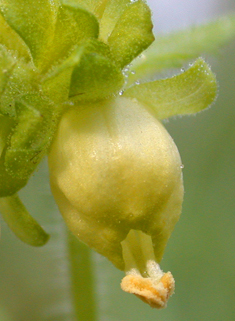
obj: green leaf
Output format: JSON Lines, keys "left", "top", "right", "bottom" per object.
{"left": 69, "top": 39, "right": 124, "bottom": 101}
{"left": 124, "top": 58, "right": 217, "bottom": 119}
{"left": 99, "top": 0, "right": 131, "bottom": 42}
{"left": 41, "top": 3, "right": 99, "bottom": 71}
{"left": 0, "top": 0, "right": 59, "bottom": 68}
{"left": 128, "top": 14, "right": 235, "bottom": 84}
{"left": 0, "top": 193, "right": 49, "bottom": 246}
{"left": 108, "top": 0, "right": 154, "bottom": 68}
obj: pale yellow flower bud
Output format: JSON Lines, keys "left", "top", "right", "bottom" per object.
{"left": 48, "top": 97, "right": 184, "bottom": 308}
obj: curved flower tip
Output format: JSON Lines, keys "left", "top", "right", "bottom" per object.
{"left": 121, "top": 261, "right": 175, "bottom": 309}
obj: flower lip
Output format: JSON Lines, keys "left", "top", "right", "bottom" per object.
{"left": 121, "top": 262, "right": 175, "bottom": 309}
{"left": 121, "top": 230, "right": 175, "bottom": 308}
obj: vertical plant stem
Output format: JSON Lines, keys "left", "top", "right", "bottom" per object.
{"left": 68, "top": 232, "right": 97, "bottom": 321}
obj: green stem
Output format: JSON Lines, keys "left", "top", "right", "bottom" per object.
{"left": 68, "top": 232, "right": 97, "bottom": 321}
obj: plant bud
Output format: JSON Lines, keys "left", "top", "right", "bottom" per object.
{"left": 48, "top": 97, "right": 184, "bottom": 308}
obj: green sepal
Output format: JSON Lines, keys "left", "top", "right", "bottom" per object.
{"left": 62, "top": 0, "right": 108, "bottom": 19}
{"left": 128, "top": 14, "right": 235, "bottom": 84}
{"left": 7, "top": 101, "right": 43, "bottom": 151}
{"left": 42, "top": 46, "right": 84, "bottom": 104}
{"left": 107, "top": 0, "right": 154, "bottom": 68}
{"left": 4, "top": 101, "right": 44, "bottom": 179}
{"left": 0, "top": 114, "right": 14, "bottom": 156}
{"left": 0, "top": 0, "right": 59, "bottom": 68}
{"left": 0, "top": 149, "right": 28, "bottom": 197}
{"left": 5, "top": 148, "right": 44, "bottom": 178}
{"left": 4, "top": 94, "right": 59, "bottom": 180}
{"left": 0, "top": 13, "right": 30, "bottom": 60}
{"left": 99, "top": 0, "right": 132, "bottom": 42}
{"left": 69, "top": 39, "right": 124, "bottom": 101}
{"left": 0, "top": 163, "right": 27, "bottom": 197}
{"left": 0, "top": 113, "right": 28, "bottom": 197}
{"left": 0, "top": 51, "right": 39, "bottom": 118}
{"left": 124, "top": 58, "right": 217, "bottom": 119}
{"left": 0, "top": 115, "right": 20, "bottom": 197}
{"left": 0, "top": 91, "right": 59, "bottom": 196}
{"left": 0, "top": 45, "right": 16, "bottom": 101}
{"left": 0, "top": 193, "right": 49, "bottom": 246}
{"left": 41, "top": 2, "right": 99, "bottom": 71}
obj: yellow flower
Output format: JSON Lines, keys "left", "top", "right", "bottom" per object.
{"left": 48, "top": 96, "right": 184, "bottom": 308}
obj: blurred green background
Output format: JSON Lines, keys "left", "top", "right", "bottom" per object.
{"left": 0, "top": 2, "right": 235, "bottom": 321}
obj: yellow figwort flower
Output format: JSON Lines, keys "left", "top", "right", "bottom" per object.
{"left": 0, "top": 0, "right": 229, "bottom": 309}
{"left": 49, "top": 94, "right": 184, "bottom": 308}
